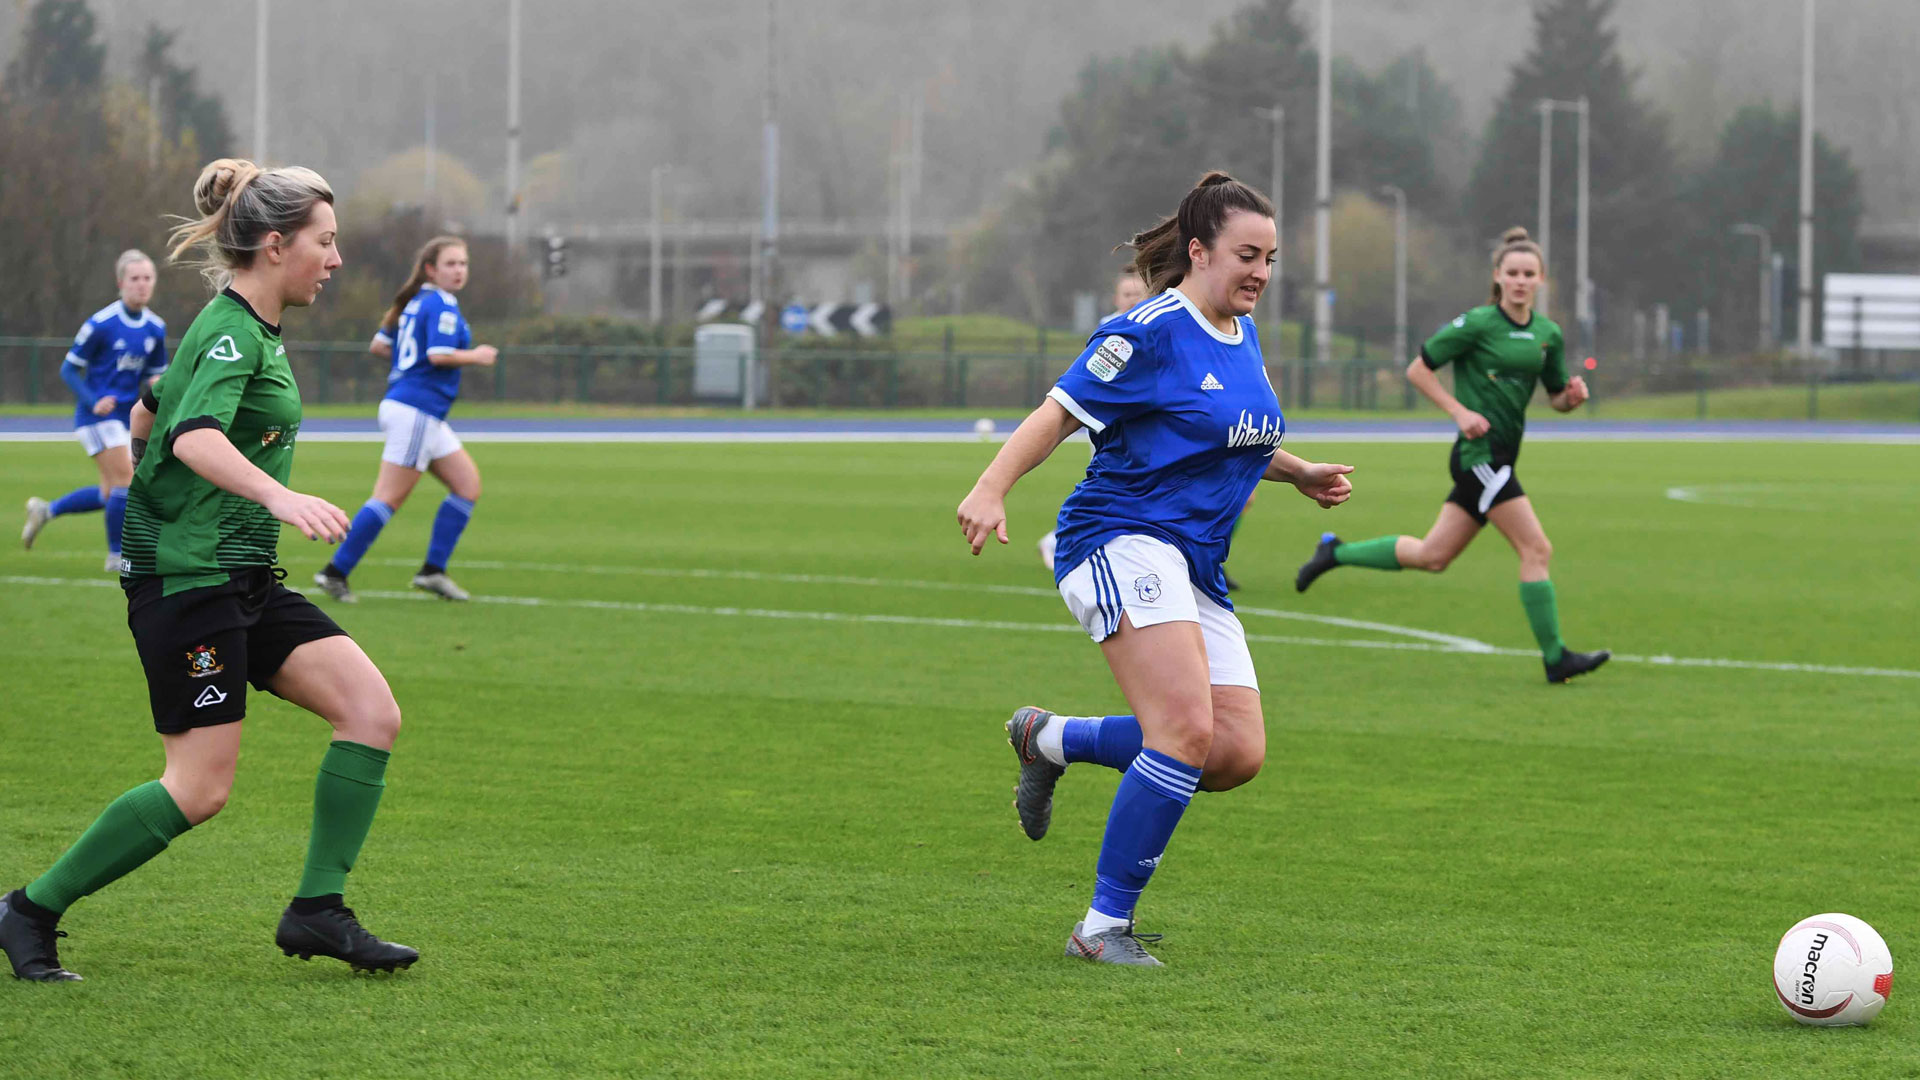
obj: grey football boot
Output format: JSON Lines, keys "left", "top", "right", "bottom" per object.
{"left": 312, "top": 570, "right": 357, "bottom": 604}
{"left": 21, "top": 497, "right": 50, "bottom": 550}
{"left": 1064, "top": 921, "right": 1164, "bottom": 967}
{"left": 1006, "top": 706, "right": 1065, "bottom": 841}
{"left": 412, "top": 571, "right": 470, "bottom": 602}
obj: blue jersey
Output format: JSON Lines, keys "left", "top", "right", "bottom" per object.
{"left": 65, "top": 300, "right": 168, "bottom": 427}
{"left": 379, "top": 285, "right": 472, "bottom": 419}
{"left": 1049, "top": 289, "right": 1285, "bottom": 609}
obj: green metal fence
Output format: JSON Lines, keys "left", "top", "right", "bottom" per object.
{"left": 3, "top": 336, "right": 1915, "bottom": 418}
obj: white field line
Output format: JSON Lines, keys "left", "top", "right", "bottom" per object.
{"left": 20, "top": 552, "right": 1495, "bottom": 650}
{"left": 6, "top": 574, "right": 1917, "bottom": 680}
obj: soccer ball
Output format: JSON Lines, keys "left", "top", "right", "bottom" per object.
{"left": 973, "top": 417, "right": 996, "bottom": 439}
{"left": 1772, "top": 913, "right": 1894, "bottom": 1026}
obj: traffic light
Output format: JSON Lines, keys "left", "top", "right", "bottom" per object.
{"left": 545, "top": 234, "right": 568, "bottom": 279}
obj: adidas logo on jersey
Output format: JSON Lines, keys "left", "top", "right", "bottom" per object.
{"left": 1200, "top": 372, "right": 1224, "bottom": 391}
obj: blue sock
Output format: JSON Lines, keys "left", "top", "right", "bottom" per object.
{"left": 424, "top": 495, "right": 475, "bottom": 570}
{"left": 49, "top": 486, "right": 103, "bottom": 516}
{"left": 329, "top": 500, "right": 393, "bottom": 577}
{"left": 1089, "top": 748, "right": 1202, "bottom": 921}
{"left": 104, "top": 486, "right": 127, "bottom": 555}
{"left": 1062, "top": 715, "right": 1143, "bottom": 771}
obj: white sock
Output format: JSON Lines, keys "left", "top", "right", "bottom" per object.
{"left": 1035, "top": 715, "right": 1071, "bottom": 767}
{"left": 1082, "top": 907, "right": 1131, "bottom": 935}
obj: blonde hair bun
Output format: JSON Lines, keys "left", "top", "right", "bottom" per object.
{"left": 1500, "top": 226, "right": 1531, "bottom": 245}
{"left": 193, "top": 158, "right": 262, "bottom": 217}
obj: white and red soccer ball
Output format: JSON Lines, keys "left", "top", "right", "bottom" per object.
{"left": 1773, "top": 913, "right": 1894, "bottom": 1026}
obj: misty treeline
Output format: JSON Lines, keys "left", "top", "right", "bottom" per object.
{"left": 0, "top": 0, "right": 1872, "bottom": 357}
{"left": 962, "top": 0, "right": 1863, "bottom": 355}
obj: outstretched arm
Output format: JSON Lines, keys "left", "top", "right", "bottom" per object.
{"left": 1263, "top": 448, "right": 1354, "bottom": 508}
{"left": 956, "top": 398, "right": 1081, "bottom": 555}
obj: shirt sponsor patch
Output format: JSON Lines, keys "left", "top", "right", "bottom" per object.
{"left": 438, "top": 311, "right": 459, "bottom": 335}
{"left": 1085, "top": 335, "right": 1133, "bottom": 383}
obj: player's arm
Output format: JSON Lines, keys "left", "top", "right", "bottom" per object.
{"left": 129, "top": 383, "right": 158, "bottom": 465}
{"left": 423, "top": 304, "right": 496, "bottom": 367}
{"left": 165, "top": 335, "right": 348, "bottom": 541}
{"left": 173, "top": 429, "right": 349, "bottom": 542}
{"left": 369, "top": 324, "right": 394, "bottom": 360}
{"left": 957, "top": 398, "right": 1082, "bottom": 555}
{"left": 62, "top": 323, "right": 106, "bottom": 410}
{"left": 1262, "top": 448, "right": 1353, "bottom": 509}
{"left": 1410, "top": 315, "right": 1491, "bottom": 437}
{"left": 1542, "top": 334, "right": 1588, "bottom": 411}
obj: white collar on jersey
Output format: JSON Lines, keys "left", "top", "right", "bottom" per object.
{"left": 1162, "top": 287, "right": 1243, "bottom": 345}
{"left": 107, "top": 300, "right": 153, "bottom": 328}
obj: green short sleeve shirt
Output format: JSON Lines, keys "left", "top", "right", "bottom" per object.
{"left": 1420, "top": 304, "right": 1567, "bottom": 468}
{"left": 121, "top": 290, "right": 303, "bottom": 595}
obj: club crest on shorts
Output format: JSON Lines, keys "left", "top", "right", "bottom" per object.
{"left": 185, "top": 644, "right": 223, "bottom": 678}
{"left": 1134, "top": 573, "right": 1163, "bottom": 603}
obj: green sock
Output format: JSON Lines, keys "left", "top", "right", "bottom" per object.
{"left": 296, "top": 741, "right": 391, "bottom": 900}
{"left": 25, "top": 780, "right": 191, "bottom": 915}
{"left": 1334, "top": 535, "right": 1403, "bottom": 570}
{"left": 1520, "top": 579, "right": 1566, "bottom": 664}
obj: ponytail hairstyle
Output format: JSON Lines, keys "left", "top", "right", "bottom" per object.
{"left": 1489, "top": 226, "right": 1546, "bottom": 305}
{"left": 1120, "top": 171, "right": 1275, "bottom": 294}
{"left": 167, "top": 158, "right": 335, "bottom": 291}
{"left": 380, "top": 235, "right": 469, "bottom": 331}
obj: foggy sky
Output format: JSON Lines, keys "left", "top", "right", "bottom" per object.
{"left": 7, "top": 0, "right": 1915, "bottom": 229}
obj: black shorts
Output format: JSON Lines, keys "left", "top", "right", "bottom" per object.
{"left": 1445, "top": 442, "right": 1526, "bottom": 525}
{"left": 125, "top": 567, "right": 349, "bottom": 734}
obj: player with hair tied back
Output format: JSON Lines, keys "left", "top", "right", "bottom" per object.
{"left": 959, "top": 172, "right": 1355, "bottom": 966}
{"left": 21, "top": 250, "right": 169, "bottom": 572}
{"left": 313, "top": 235, "right": 496, "bottom": 604}
{"left": 1294, "top": 226, "right": 1609, "bottom": 684}
{"left": 0, "top": 159, "right": 417, "bottom": 982}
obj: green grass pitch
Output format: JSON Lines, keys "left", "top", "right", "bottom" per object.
{"left": 1, "top": 437, "right": 1916, "bottom": 1078}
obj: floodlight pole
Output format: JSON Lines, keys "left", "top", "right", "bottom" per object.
{"left": 1253, "top": 104, "right": 1284, "bottom": 324}
{"left": 1732, "top": 224, "right": 1773, "bottom": 351}
{"left": 1380, "top": 185, "right": 1407, "bottom": 367}
{"left": 756, "top": 0, "right": 780, "bottom": 324}
{"left": 1797, "top": 0, "right": 1816, "bottom": 360}
{"left": 650, "top": 165, "right": 669, "bottom": 326}
{"left": 252, "top": 0, "right": 268, "bottom": 161}
{"left": 1313, "top": 0, "right": 1332, "bottom": 367}
{"left": 505, "top": 0, "right": 522, "bottom": 262}
{"left": 1536, "top": 98, "right": 1590, "bottom": 338}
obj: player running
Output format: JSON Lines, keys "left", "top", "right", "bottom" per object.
{"left": 958, "top": 172, "right": 1353, "bottom": 966}
{"left": 21, "top": 251, "right": 169, "bottom": 572}
{"left": 1293, "top": 226, "right": 1609, "bottom": 684}
{"left": 0, "top": 159, "right": 416, "bottom": 982}
{"left": 313, "top": 236, "right": 496, "bottom": 603}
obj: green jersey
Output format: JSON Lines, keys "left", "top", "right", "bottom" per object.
{"left": 1420, "top": 304, "right": 1568, "bottom": 469}
{"left": 122, "top": 290, "right": 303, "bottom": 596}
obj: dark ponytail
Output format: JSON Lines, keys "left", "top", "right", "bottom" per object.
{"left": 1120, "top": 171, "right": 1275, "bottom": 294}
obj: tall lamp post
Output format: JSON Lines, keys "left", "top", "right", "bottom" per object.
{"left": 1379, "top": 185, "right": 1407, "bottom": 368}
{"left": 1312, "top": 0, "right": 1333, "bottom": 368}
{"left": 1253, "top": 104, "right": 1284, "bottom": 326}
{"left": 1535, "top": 97, "right": 1590, "bottom": 349}
{"left": 1796, "top": 0, "right": 1816, "bottom": 360}
{"left": 1731, "top": 224, "right": 1773, "bottom": 351}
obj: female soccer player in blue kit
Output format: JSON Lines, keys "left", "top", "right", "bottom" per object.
{"left": 957, "top": 173, "right": 1354, "bottom": 966}
{"left": 313, "top": 236, "right": 497, "bottom": 603}
{"left": 22, "top": 251, "right": 169, "bottom": 571}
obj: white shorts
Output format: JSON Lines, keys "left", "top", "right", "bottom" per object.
{"left": 75, "top": 419, "right": 130, "bottom": 456}
{"left": 1057, "top": 533, "right": 1258, "bottom": 690}
{"left": 378, "top": 399, "right": 463, "bottom": 471}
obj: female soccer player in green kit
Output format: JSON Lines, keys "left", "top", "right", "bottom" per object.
{"left": 1293, "top": 227, "right": 1610, "bottom": 683}
{"left": 0, "top": 159, "right": 418, "bottom": 981}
